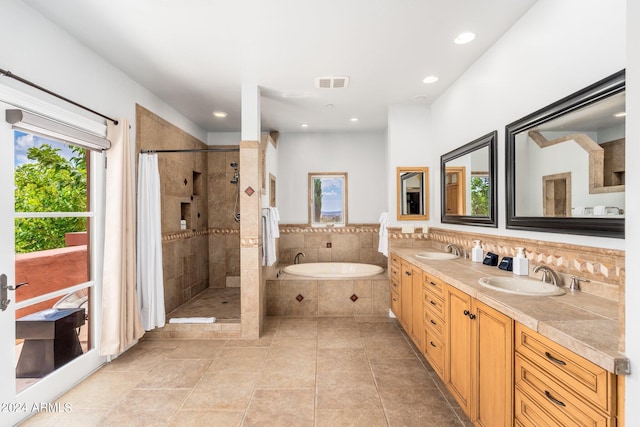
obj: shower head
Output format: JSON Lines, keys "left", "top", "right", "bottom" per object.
{"left": 230, "top": 162, "right": 238, "bottom": 170}
{"left": 230, "top": 172, "right": 239, "bottom": 184}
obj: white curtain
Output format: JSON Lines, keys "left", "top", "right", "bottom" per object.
{"left": 100, "top": 118, "right": 144, "bottom": 356}
{"left": 136, "top": 153, "right": 165, "bottom": 330}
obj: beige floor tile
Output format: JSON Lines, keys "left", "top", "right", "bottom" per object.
{"left": 101, "top": 346, "right": 172, "bottom": 372}
{"left": 370, "top": 358, "right": 435, "bottom": 389}
{"left": 55, "top": 370, "right": 147, "bottom": 409}
{"left": 316, "top": 408, "right": 388, "bottom": 427}
{"left": 257, "top": 362, "right": 316, "bottom": 388}
{"left": 194, "top": 371, "right": 261, "bottom": 390}
{"left": 168, "top": 410, "right": 244, "bottom": 427}
{"left": 275, "top": 319, "right": 318, "bottom": 337}
{"left": 378, "top": 387, "right": 463, "bottom": 426}
{"left": 182, "top": 386, "right": 253, "bottom": 411}
{"left": 98, "top": 388, "right": 189, "bottom": 427}
{"left": 243, "top": 388, "right": 314, "bottom": 427}
{"left": 20, "top": 409, "right": 107, "bottom": 427}
{"left": 208, "top": 347, "right": 268, "bottom": 372}
{"left": 316, "top": 348, "right": 370, "bottom": 372}
{"left": 136, "top": 359, "right": 212, "bottom": 389}
{"left": 316, "top": 385, "right": 382, "bottom": 410}
{"left": 166, "top": 339, "right": 227, "bottom": 359}
{"left": 316, "top": 369, "right": 376, "bottom": 389}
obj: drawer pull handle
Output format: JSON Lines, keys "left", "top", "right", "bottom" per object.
{"left": 430, "top": 300, "right": 437, "bottom": 306}
{"left": 544, "top": 390, "right": 566, "bottom": 407}
{"left": 463, "top": 309, "right": 470, "bottom": 316}
{"left": 430, "top": 319, "right": 437, "bottom": 325}
{"left": 468, "top": 313, "right": 476, "bottom": 320}
{"left": 405, "top": 271, "right": 411, "bottom": 276}
{"left": 545, "top": 351, "right": 567, "bottom": 366}
{"left": 392, "top": 298, "right": 397, "bottom": 302}
{"left": 430, "top": 341, "right": 437, "bottom": 347}
{"left": 429, "top": 281, "right": 437, "bottom": 287}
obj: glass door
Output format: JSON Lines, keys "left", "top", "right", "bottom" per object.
{"left": 0, "top": 101, "right": 106, "bottom": 426}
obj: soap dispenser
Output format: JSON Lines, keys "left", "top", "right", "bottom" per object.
{"left": 513, "top": 247, "right": 529, "bottom": 276}
{"left": 471, "top": 240, "right": 484, "bottom": 263}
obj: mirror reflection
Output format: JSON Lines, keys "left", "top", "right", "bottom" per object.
{"left": 441, "top": 131, "right": 497, "bottom": 227}
{"left": 514, "top": 92, "right": 625, "bottom": 218}
{"left": 397, "top": 167, "right": 429, "bottom": 220}
{"left": 506, "top": 70, "right": 625, "bottom": 238}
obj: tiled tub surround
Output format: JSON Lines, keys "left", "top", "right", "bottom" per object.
{"left": 277, "top": 224, "right": 387, "bottom": 267}
{"left": 266, "top": 270, "right": 390, "bottom": 317}
{"left": 391, "top": 246, "right": 628, "bottom": 375}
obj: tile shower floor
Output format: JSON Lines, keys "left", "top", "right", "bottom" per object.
{"left": 21, "top": 316, "right": 472, "bottom": 427}
{"left": 167, "top": 287, "right": 241, "bottom": 322}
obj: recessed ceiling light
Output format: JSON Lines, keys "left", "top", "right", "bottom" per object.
{"left": 212, "top": 111, "right": 228, "bottom": 118}
{"left": 350, "top": 117, "right": 359, "bottom": 122}
{"left": 423, "top": 75, "right": 439, "bottom": 84}
{"left": 454, "top": 32, "right": 476, "bottom": 44}
{"left": 613, "top": 112, "right": 626, "bottom": 117}
{"left": 300, "top": 123, "right": 309, "bottom": 128}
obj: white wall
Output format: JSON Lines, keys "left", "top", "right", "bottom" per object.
{"left": 0, "top": 0, "right": 206, "bottom": 143}
{"left": 428, "top": 0, "right": 626, "bottom": 250}
{"left": 387, "top": 104, "right": 432, "bottom": 228}
{"left": 277, "top": 131, "right": 386, "bottom": 224}
{"left": 625, "top": 0, "right": 638, "bottom": 421}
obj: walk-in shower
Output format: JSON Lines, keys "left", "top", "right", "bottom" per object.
{"left": 231, "top": 162, "right": 240, "bottom": 222}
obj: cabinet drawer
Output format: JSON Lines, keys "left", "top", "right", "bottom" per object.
{"left": 424, "top": 327, "right": 445, "bottom": 379}
{"left": 389, "top": 264, "right": 400, "bottom": 282}
{"left": 515, "top": 323, "right": 615, "bottom": 414}
{"left": 424, "top": 308, "right": 445, "bottom": 337}
{"left": 423, "top": 272, "right": 445, "bottom": 300}
{"left": 515, "top": 354, "right": 614, "bottom": 427}
{"left": 390, "top": 290, "right": 401, "bottom": 318}
{"left": 423, "top": 289, "right": 445, "bottom": 319}
{"left": 390, "top": 278, "right": 400, "bottom": 294}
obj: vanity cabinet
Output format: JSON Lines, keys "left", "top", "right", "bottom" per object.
{"left": 514, "top": 323, "right": 617, "bottom": 426}
{"left": 445, "top": 285, "right": 513, "bottom": 426}
{"left": 389, "top": 255, "right": 401, "bottom": 319}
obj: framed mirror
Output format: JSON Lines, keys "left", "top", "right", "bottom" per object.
{"left": 441, "top": 131, "right": 497, "bottom": 227}
{"left": 397, "top": 167, "right": 429, "bottom": 221}
{"left": 506, "top": 70, "right": 625, "bottom": 238}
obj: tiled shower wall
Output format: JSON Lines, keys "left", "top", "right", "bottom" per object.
{"left": 207, "top": 148, "right": 241, "bottom": 288}
{"left": 136, "top": 105, "right": 242, "bottom": 314}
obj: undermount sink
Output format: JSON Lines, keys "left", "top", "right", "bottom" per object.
{"left": 415, "top": 251, "right": 459, "bottom": 260}
{"left": 478, "top": 276, "right": 565, "bottom": 296}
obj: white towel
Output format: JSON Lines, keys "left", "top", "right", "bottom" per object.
{"left": 269, "top": 207, "right": 280, "bottom": 238}
{"left": 593, "top": 205, "right": 606, "bottom": 215}
{"left": 169, "top": 317, "right": 216, "bottom": 324}
{"left": 262, "top": 211, "right": 277, "bottom": 266}
{"left": 378, "top": 212, "right": 389, "bottom": 257}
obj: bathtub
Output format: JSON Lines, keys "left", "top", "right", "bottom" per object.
{"left": 283, "top": 262, "right": 384, "bottom": 278}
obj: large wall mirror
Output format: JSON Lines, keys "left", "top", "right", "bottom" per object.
{"left": 397, "top": 167, "right": 429, "bottom": 221}
{"left": 441, "top": 131, "right": 497, "bottom": 227}
{"left": 506, "top": 70, "right": 625, "bottom": 238}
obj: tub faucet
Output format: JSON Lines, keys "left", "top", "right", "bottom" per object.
{"left": 294, "top": 252, "right": 305, "bottom": 264}
{"left": 533, "top": 265, "right": 561, "bottom": 287}
{"left": 445, "top": 244, "right": 462, "bottom": 256}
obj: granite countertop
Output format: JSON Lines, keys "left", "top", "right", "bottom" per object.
{"left": 391, "top": 247, "right": 629, "bottom": 375}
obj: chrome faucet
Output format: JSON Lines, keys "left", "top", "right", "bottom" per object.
{"left": 294, "top": 252, "right": 305, "bottom": 264}
{"left": 445, "top": 244, "right": 462, "bottom": 256}
{"left": 533, "top": 265, "right": 562, "bottom": 287}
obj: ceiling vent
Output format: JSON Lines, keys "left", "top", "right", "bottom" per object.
{"left": 315, "top": 76, "right": 350, "bottom": 89}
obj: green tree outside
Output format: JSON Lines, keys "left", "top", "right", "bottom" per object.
{"left": 14, "top": 143, "right": 87, "bottom": 253}
{"left": 471, "top": 176, "right": 489, "bottom": 216}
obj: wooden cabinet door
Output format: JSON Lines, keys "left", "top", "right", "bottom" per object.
{"left": 400, "top": 262, "right": 413, "bottom": 333}
{"left": 445, "top": 285, "right": 472, "bottom": 415}
{"left": 410, "top": 265, "right": 424, "bottom": 350}
{"left": 472, "top": 299, "right": 514, "bottom": 427}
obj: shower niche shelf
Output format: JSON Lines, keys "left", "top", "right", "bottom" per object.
{"left": 193, "top": 171, "right": 203, "bottom": 196}
{"left": 180, "top": 202, "right": 191, "bottom": 230}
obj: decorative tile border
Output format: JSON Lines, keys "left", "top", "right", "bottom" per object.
{"left": 162, "top": 228, "right": 239, "bottom": 242}
{"left": 279, "top": 224, "right": 380, "bottom": 234}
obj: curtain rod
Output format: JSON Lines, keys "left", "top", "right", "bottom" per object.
{"left": 140, "top": 148, "right": 239, "bottom": 153}
{"left": 0, "top": 67, "right": 119, "bottom": 125}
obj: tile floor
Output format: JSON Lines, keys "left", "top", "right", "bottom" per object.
{"left": 20, "top": 316, "right": 471, "bottom": 427}
{"left": 167, "top": 288, "right": 241, "bottom": 322}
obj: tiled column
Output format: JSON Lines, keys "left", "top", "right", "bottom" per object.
{"left": 240, "top": 84, "right": 263, "bottom": 338}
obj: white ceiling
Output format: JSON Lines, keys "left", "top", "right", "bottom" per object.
{"left": 23, "top": 0, "right": 536, "bottom": 133}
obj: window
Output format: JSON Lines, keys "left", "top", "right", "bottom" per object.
{"left": 308, "top": 173, "right": 348, "bottom": 227}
